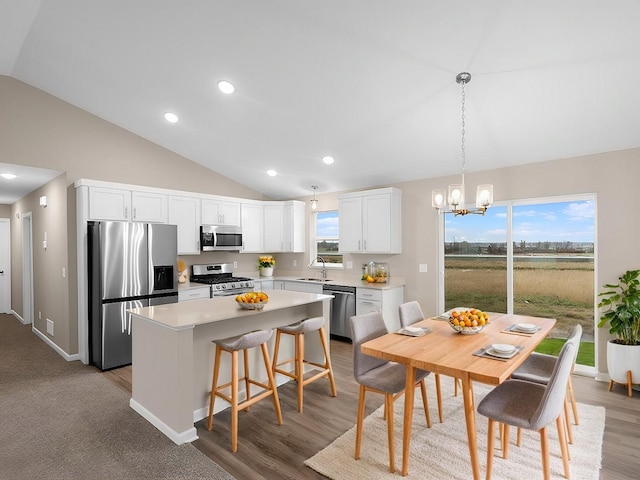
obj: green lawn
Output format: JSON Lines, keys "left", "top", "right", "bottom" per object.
{"left": 535, "top": 338, "right": 594, "bottom": 367}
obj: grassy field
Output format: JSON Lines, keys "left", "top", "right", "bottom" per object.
{"left": 445, "top": 256, "right": 595, "bottom": 366}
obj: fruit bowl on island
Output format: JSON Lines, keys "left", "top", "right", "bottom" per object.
{"left": 236, "top": 291, "right": 269, "bottom": 310}
{"left": 447, "top": 308, "right": 489, "bottom": 335}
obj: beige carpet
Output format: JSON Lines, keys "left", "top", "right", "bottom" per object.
{"left": 305, "top": 377, "right": 604, "bottom": 479}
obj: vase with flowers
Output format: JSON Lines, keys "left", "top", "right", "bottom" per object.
{"left": 258, "top": 256, "right": 276, "bottom": 277}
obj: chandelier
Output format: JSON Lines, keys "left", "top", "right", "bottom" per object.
{"left": 432, "top": 72, "right": 493, "bottom": 216}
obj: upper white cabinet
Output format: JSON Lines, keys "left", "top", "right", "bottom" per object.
{"left": 263, "top": 201, "right": 305, "bottom": 253}
{"left": 339, "top": 187, "right": 402, "bottom": 254}
{"left": 88, "top": 186, "right": 167, "bottom": 223}
{"left": 168, "top": 195, "right": 201, "bottom": 255}
{"left": 201, "top": 199, "right": 241, "bottom": 226}
{"left": 241, "top": 202, "right": 264, "bottom": 253}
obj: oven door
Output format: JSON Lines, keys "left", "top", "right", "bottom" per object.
{"left": 213, "top": 287, "right": 253, "bottom": 297}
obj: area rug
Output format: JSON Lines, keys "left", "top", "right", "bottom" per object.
{"left": 305, "top": 378, "right": 604, "bottom": 479}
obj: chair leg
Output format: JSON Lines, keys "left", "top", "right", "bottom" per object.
{"left": 243, "top": 348, "right": 251, "bottom": 411}
{"left": 271, "top": 329, "right": 281, "bottom": 376}
{"left": 567, "top": 377, "right": 579, "bottom": 425}
{"left": 516, "top": 427, "right": 522, "bottom": 447}
{"left": 296, "top": 332, "right": 304, "bottom": 412}
{"left": 556, "top": 415, "right": 570, "bottom": 479}
{"left": 539, "top": 426, "right": 550, "bottom": 480}
{"left": 207, "top": 345, "right": 223, "bottom": 431}
{"left": 435, "top": 373, "right": 443, "bottom": 423}
{"left": 318, "top": 326, "right": 337, "bottom": 397}
{"left": 355, "top": 385, "right": 366, "bottom": 460}
{"left": 419, "top": 379, "right": 432, "bottom": 428}
{"left": 502, "top": 424, "right": 510, "bottom": 459}
{"left": 486, "top": 419, "right": 495, "bottom": 480}
{"left": 385, "top": 392, "right": 395, "bottom": 473}
{"left": 563, "top": 396, "right": 573, "bottom": 445}
{"left": 261, "top": 342, "right": 283, "bottom": 425}
{"left": 230, "top": 350, "right": 239, "bottom": 452}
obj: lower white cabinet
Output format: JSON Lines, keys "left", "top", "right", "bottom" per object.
{"left": 283, "top": 281, "right": 323, "bottom": 294}
{"left": 253, "top": 279, "right": 274, "bottom": 291}
{"left": 178, "top": 286, "right": 210, "bottom": 302}
{"left": 356, "top": 286, "right": 404, "bottom": 332}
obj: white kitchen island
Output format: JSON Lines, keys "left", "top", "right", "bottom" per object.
{"left": 128, "top": 290, "right": 332, "bottom": 445}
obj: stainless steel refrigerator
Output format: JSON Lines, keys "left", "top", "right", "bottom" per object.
{"left": 88, "top": 221, "right": 178, "bottom": 370}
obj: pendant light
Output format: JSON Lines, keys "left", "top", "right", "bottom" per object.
{"left": 310, "top": 185, "right": 319, "bottom": 210}
{"left": 432, "top": 72, "right": 493, "bottom": 216}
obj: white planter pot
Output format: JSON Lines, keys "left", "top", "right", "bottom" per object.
{"left": 607, "top": 340, "right": 640, "bottom": 385}
{"left": 260, "top": 267, "right": 274, "bottom": 277}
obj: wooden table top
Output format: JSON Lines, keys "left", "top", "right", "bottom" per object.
{"left": 361, "top": 312, "right": 556, "bottom": 385}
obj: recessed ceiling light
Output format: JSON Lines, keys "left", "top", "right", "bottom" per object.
{"left": 217, "top": 80, "right": 235, "bottom": 94}
{"left": 266, "top": 169, "right": 277, "bottom": 177}
{"left": 322, "top": 156, "right": 335, "bottom": 165}
{"left": 164, "top": 112, "right": 179, "bottom": 123}
{"left": 1, "top": 173, "right": 17, "bottom": 180}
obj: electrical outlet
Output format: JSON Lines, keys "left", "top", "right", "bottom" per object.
{"left": 62, "top": 267, "right": 66, "bottom": 278}
{"left": 293, "top": 259, "right": 297, "bottom": 267}
{"left": 419, "top": 264, "right": 428, "bottom": 273}
{"left": 233, "top": 261, "right": 238, "bottom": 268}
{"left": 346, "top": 261, "right": 353, "bottom": 269}
{"left": 47, "top": 319, "right": 54, "bottom": 336}
{"left": 38, "top": 311, "right": 41, "bottom": 320}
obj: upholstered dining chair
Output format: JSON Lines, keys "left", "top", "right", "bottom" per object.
{"left": 398, "top": 301, "right": 444, "bottom": 422}
{"left": 511, "top": 324, "right": 582, "bottom": 448}
{"left": 350, "top": 311, "right": 433, "bottom": 473}
{"left": 477, "top": 340, "right": 576, "bottom": 480}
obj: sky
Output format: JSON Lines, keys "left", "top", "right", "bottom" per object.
{"left": 444, "top": 200, "right": 595, "bottom": 244}
{"left": 317, "top": 211, "right": 339, "bottom": 238}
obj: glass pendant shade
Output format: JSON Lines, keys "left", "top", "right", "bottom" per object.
{"left": 448, "top": 183, "right": 465, "bottom": 209}
{"left": 476, "top": 184, "right": 494, "bottom": 208}
{"left": 431, "top": 189, "right": 446, "bottom": 209}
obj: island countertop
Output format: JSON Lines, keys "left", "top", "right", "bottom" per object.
{"left": 129, "top": 290, "right": 332, "bottom": 330}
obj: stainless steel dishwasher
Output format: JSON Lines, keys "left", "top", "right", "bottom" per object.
{"left": 322, "top": 284, "right": 356, "bottom": 341}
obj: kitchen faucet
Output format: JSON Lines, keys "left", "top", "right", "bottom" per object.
{"left": 311, "top": 256, "right": 327, "bottom": 279}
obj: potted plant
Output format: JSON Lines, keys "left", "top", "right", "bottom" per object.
{"left": 258, "top": 256, "right": 276, "bottom": 277}
{"left": 598, "top": 269, "right": 640, "bottom": 395}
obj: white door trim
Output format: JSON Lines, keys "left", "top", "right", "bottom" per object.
{"left": 0, "top": 218, "right": 10, "bottom": 313}
{"left": 22, "top": 212, "right": 33, "bottom": 325}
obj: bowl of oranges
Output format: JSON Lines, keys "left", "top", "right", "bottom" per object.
{"left": 235, "top": 291, "right": 269, "bottom": 310}
{"left": 448, "top": 308, "right": 489, "bottom": 334}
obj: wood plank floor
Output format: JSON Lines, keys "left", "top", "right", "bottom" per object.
{"left": 104, "top": 340, "right": 640, "bottom": 479}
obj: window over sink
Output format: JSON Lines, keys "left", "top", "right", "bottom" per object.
{"left": 312, "top": 210, "right": 342, "bottom": 268}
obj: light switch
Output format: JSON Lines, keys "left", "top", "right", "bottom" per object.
{"left": 419, "top": 264, "right": 428, "bottom": 273}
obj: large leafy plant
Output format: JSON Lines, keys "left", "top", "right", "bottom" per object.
{"left": 598, "top": 269, "right": 640, "bottom": 345}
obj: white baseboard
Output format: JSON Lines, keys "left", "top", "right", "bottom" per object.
{"left": 130, "top": 398, "right": 199, "bottom": 445}
{"left": 31, "top": 326, "right": 80, "bottom": 362}
{"left": 11, "top": 310, "right": 29, "bottom": 324}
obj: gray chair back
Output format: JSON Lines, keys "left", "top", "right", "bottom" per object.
{"left": 529, "top": 340, "right": 576, "bottom": 430}
{"left": 350, "top": 312, "right": 388, "bottom": 382}
{"left": 398, "top": 301, "right": 424, "bottom": 328}
{"left": 566, "top": 324, "right": 583, "bottom": 367}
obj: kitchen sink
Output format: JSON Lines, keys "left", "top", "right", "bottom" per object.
{"left": 296, "top": 277, "right": 333, "bottom": 282}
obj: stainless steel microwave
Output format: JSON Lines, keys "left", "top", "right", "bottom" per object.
{"left": 200, "top": 225, "right": 243, "bottom": 251}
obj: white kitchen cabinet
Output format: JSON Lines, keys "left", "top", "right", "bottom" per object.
{"left": 131, "top": 191, "right": 168, "bottom": 223}
{"left": 168, "top": 195, "right": 201, "bottom": 255}
{"left": 178, "top": 286, "right": 210, "bottom": 302}
{"left": 283, "top": 281, "right": 323, "bottom": 294}
{"left": 338, "top": 187, "right": 402, "bottom": 254}
{"left": 88, "top": 186, "right": 167, "bottom": 223}
{"left": 253, "top": 279, "right": 274, "bottom": 291}
{"left": 356, "top": 286, "right": 404, "bottom": 332}
{"left": 272, "top": 280, "right": 285, "bottom": 290}
{"left": 201, "top": 199, "right": 241, "bottom": 226}
{"left": 241, "top": 202, "right": 264, "bottom": 253}
{"left": 263, "top": 201, "right": 305, "bottom": 253}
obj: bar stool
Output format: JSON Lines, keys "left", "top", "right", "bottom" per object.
{"left": 206, "top": 329, "right": 283, "bottom": 452}
{"left": 272, "top": 316, "right": 337, "bottom": 412}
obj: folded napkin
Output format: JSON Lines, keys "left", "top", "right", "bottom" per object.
{"left": 473, "top": 345, "right": 524, "bottom": 361}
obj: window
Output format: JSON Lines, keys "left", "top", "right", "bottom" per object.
{"left": 442, "top": 196, "right": 595, "bottom": 368}
{"left": 311, "top": 210, "right": 342, "bottom": 267}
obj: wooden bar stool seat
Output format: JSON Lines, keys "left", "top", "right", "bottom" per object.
{"left": 272, "top": 316, "right": 337, "bottom": 412}
{"left": 206, "top": 329, "right": 283, "bottom": 452}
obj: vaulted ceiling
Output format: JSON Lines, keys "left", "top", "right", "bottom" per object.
{"left": 2, "top": 1, "right": 640, "bottom": 201}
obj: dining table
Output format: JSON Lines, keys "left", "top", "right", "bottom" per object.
{"left": 361, "top": 311, "right": 556, "bottom": 479}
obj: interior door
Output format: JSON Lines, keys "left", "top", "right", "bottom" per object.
{"left": 0, "top": 218, "right": 10, "bottom": 313}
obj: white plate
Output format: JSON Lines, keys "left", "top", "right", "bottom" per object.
{"left": 485, "top": 347, "right": 516, "bottom": 359}
{"left": 404, "top": 326, "right": 422, "bottom": 333}
{"left": 491, "top": 343, "right": 516, "bottom": 354}
{"left": 515, "top": 323, "right": 537, "bottom": 332}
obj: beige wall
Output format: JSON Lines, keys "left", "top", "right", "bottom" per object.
{"left": 0, "top": 205, "right": 10, "bottom": 217}
{"left": 2, "top": 74, "right": 637, "bottom": 377}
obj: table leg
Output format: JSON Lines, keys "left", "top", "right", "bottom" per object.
{"left": 401, "top": 365, "right": 416, "bottom": 476}
{"left": 462, "top": 375, "right": 480, "bottom": 480}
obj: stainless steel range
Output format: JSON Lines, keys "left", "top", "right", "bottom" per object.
{"left": 190, "top": 263, "right": 254, "bottom": 297}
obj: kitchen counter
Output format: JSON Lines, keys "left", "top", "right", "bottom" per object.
{"left": 128, "top": 290, "right": 331, "bottom": 445}
{"left": 253, "top": 275, "right": 406, "bottom": 290}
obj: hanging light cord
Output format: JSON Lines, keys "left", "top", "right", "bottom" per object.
{"left": 460, "top": 77, "right": 466, "bottom": 182}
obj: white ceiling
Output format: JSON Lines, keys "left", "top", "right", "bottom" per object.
{"left": 0, "top": 163, "right": 61, "bottom": 204}
{"left": 2, "top": 1, "right": 640, "bottom": 201}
